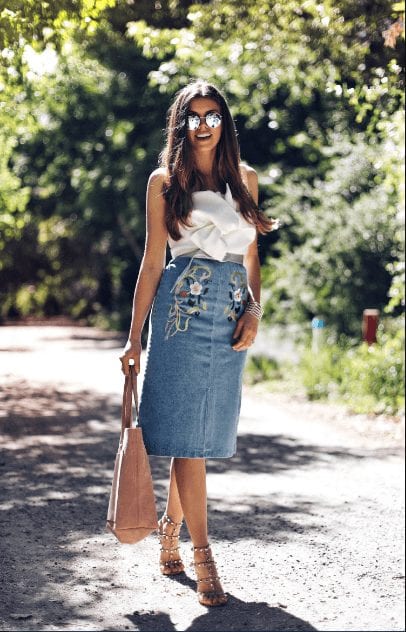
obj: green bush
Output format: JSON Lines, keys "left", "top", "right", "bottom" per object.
{"left": 251, "top": 319, "right": 405, "bottom": 416}
{"left": 261, "top": 128, "right": 404, "bottom": 337}
{"left": 340, "top": 324, "right": 405, "bottom": 415}
{"left": 245, "top": 355, "right": 283, "bottom": 385}
{"left": 300, "top": 343, "right": 345, "bottom": 401}
{"left": 299, "top": 320, "right": 405, "bottom": 415}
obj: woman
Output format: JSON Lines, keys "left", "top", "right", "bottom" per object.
{"left": 120, "top": 80, "right": 275, "bottom": 607}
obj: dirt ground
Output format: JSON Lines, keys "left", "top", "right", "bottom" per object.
{"left": 0, "top": 324, "right": 404, "bottom": 632}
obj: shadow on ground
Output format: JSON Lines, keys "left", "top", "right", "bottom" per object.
{"left": 0, "top": 381, "right": 398, "bottom": 630}
{"left": 125, "top": 594, "right": 317, "bottom": 631}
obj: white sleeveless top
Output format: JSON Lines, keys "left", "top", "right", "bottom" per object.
{"left": 167, "top": 183, "right": 256, "bottom": 261}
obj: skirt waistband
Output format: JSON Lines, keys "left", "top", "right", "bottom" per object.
{"left": 172, "top": 250, "right": 244, "bottom": 265}
{"left": 169, "top": 251, "right": 244, "bottom": 293}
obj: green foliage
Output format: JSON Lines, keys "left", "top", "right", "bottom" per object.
{"left": 246, "top": 319, "right": 404, "bottom": 415}
{"left": 262, "top": 128, "right": 403, "bottom": 335}
{"left": 385, "top": 261, "right": 405, "bottom": 314}
{"left": 245, "top": 355, "right": 282, "bottom": 385}
{"left": 0, "top": 30, "right": 170, "bottom": 325}
{"left": 0, "top": 0, "right": 117, "bottom": 50}
{"left": 0, "top": 0, "right": 404, "bottom": 338}
{"left": 299, "top": 321, "right": 405, "bottom": 415}
{"left": 341, "top": 325, "right": 405, "bottom": 414}
{"left": 127, "top": 0, "right": 404, "bottom": 129}
{"left": 300, "top": 343, "right": 345, "bottom": 401}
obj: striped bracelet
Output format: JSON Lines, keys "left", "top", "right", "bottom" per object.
{"left": 245, "top": 299, "right": 264, "bottom": 320}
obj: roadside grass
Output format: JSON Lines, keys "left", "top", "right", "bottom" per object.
{"left": 245, "top": 322, "right": 405, "bottom": 419}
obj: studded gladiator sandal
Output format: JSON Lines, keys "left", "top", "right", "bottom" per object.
{"left": 158, "top": 514, "right": 185, "bottom": 576}
{"left": 193, "top": 544, "right": 228, "bottom": 607}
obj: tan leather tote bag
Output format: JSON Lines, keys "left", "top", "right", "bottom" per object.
{"left": 106, "top": 367, "right": 158, "bottom": 544}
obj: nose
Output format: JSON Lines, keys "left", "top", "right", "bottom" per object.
{"left": 197, "top": 116, "right": 208, "bottom": 128}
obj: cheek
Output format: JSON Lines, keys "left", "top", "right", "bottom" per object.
{"left": 213, "top": 127, "right": 222, "bottom": 144}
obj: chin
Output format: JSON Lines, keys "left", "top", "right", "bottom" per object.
{"left": 193, "top": 140, "right": 219, "bottom": 151}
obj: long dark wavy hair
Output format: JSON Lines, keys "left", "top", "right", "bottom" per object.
{"left": 159, "top": 80, "right": 275, "bottom": 240}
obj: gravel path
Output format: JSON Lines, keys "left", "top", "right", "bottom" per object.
{"left": 0, "top": 325, "right": 404, "bottom": 632}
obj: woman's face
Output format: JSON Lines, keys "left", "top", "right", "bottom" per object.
{"left": 186, "top": 97, "right": 222, "bottom": 153}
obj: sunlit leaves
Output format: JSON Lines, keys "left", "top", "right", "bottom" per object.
{"left": 262, "top": 125, "right": 404, "bottom": 335}
{"left": 0, "top": 0, "right": 117, "bottom": 50}
{"left": 0, "top": 0, "right": 404, "bottom": 332}
{"left": 126, "top": 0, "right": 404, "bottom": 133}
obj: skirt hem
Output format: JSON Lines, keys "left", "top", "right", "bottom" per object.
{"left": 146, "top": 450, "right": 235, "bottom": 459}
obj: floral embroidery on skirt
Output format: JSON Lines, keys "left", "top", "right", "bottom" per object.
{"left": 141, "top": 256, "right": 249, "bottom": 458}
{"left": 224, "top": 270, "right": 248, "bottom": 321}
{"left": 165, "top": 263, "right": 212, "bottom": 338}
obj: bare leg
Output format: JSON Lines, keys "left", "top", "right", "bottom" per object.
{"left": 172, "top": 458, "right": 227, "bottom": 606}
{"left": 158, "top": 459, "right": 184, "bottom": 575}
{"left": 165, "top": 458, "right": 184, "bottom": 524}
{"left": 172, "top": 458, "right": 208, "bottom": 547}
{"left": 159, "top": 458, "right": 207, "bottom": 571}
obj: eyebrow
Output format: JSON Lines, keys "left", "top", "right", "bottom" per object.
{"left": 188, "top": 109, "right": 221, "bottom": 115}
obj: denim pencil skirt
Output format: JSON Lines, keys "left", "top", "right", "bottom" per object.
{"left": 139, "top": 255, "right": 249, "bottom": 458}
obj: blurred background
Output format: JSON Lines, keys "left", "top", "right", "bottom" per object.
{"left": 0, "top": 0, "right": 404, "bottom": 417}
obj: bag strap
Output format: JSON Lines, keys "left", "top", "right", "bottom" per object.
{"left": 121, "top": 366, "right": 140, "bottom": 435}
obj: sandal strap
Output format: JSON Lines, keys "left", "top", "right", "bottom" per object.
{"left": 160, "top": 546, "right": 179, "bottom": 553}
{"left": 197, "top": 576, "right": 220, "bottom": 584}
{"left": 193, "top": 547, "right": 227, "bottom": 605}
{"left": 162, "top": 559, "right": 183, "bottom": 567}
{"left": 194, "top": 558, "right": 221, "bottom": 586}
{"left": 198, "top": 589, "right": 226, "bottom": 597}
{"left": 198, "top": 591, "right": 227, "bottom": 603}
{"left": 194, "top": 560, "right": 216, "bottom": 568}
{"left": 161, "top": 514, "right": 183, "bottom": 528}
{"left": 158, "top": 516, "right": 183, "bottom": 540}
{"left": 193, "top": 544, "right": 211, "bottom": 553}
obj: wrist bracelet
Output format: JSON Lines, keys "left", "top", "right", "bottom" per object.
{"left": 245, "top": 299, "right": 264, "bottom": 320}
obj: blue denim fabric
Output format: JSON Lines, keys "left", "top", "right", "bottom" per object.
{"left": 139, "top": 256, "right": 249, "bottom": 458}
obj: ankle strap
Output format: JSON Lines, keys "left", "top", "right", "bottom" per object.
{"left": 161, "top": 514, "right": 183, "bottom": 527}
{"left": 193, "top": 544, "right": 211, "bottom": 553}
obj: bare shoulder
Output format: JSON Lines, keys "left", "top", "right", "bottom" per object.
{"left": 148, "top": 166, "right": 167, "bottom": 192}
{"left": 240, "top": 162, "right": 257, "bottom": 175}
{"left": 239, "top": 163, "right": 258, "bottom": 201}
{"left": 240, "top": 162, "right": 258, "bottom": 185}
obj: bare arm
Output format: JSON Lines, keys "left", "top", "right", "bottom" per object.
{"left": 244, "top": 239, "right": 261, "bottom": 303}
{"left": 232, "top": 165, "right": 261, "bottom": 351}
{"left": 243, "top": 167, "right": 261, "bottom": 304}
{"left": 120, "top": 168, "right": 168, "bottom": 374}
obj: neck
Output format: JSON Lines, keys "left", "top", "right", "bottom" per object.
{"left": 193, "top": 150, "right": 216, "bottom": 176}
{"left": 193, "top": 151, "right": 219, "bottom": 191}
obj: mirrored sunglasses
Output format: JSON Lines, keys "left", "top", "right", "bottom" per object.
{"left": 187, "top": 112, "right": 222, "bottom": 131}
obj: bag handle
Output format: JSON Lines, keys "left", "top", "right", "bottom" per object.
{"left": 121, "top": 366, "right": 139, "bottom": 435}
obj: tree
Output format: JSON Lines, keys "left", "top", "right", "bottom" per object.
{"left": 0, "top": 0, "right": 116, "bottom": 50}
{"left": 0, "top": 0, "right": 404, "bottom": 334}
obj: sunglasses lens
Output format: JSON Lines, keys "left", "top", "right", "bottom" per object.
{"left": 206, "top": 112, "right": 222, "bottom": 128}
{"left": 187, "top": 112, "right": 222, "bottom": 130}
{"left": 187, "top": 115, "right": 200, "bottom": 130}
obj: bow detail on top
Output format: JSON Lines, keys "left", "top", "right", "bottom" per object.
{"left": 171, "top": 184, "right": 256, "bottom": 261}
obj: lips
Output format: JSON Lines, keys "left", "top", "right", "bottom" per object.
{"left": 196, "top": 133, "right": 212, "bottom": 140}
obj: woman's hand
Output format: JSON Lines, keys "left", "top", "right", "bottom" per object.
{"left": 232, "top": 313, "right": 259, "bottom": 351}
{"left": 119, "top": 338, "right": 142, "bottom": 375}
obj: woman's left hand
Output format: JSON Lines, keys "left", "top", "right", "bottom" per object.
{"left": 232, "top": 312, "right": 259, "bottom": 351}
